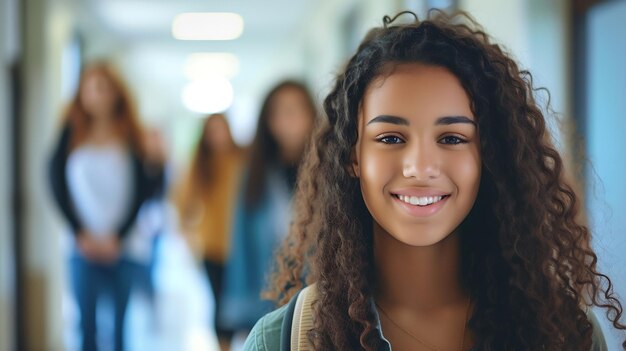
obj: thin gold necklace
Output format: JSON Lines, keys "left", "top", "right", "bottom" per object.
{"left": 375, "top": 298, "right": 471, "bottom": 351}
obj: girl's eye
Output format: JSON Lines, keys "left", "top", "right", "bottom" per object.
{"left": 377, "top": 135, "right": 404, "bottom": 144}
{"left": 439, "top": 135, "right": 466, "bottom": 145}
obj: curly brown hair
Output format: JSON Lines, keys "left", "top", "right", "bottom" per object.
{"left": 267, "top": 10, "right": 626, "bottom": 350}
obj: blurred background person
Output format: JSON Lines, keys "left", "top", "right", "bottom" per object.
{"left": 219, "top": 81, "right": 316, "bottom": 340}
{"left": 132, "top": 127, "right": 170, "bottom": 323}
{"left": 172, "top": 113, "right": 245, "bottom": 351}
{"left": 48, "top": 62, "right": 164, "bottom": 351}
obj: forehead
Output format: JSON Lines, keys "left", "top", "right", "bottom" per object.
{"left": 361, "top": 63, "right": 473, "bottom": 122}
{"left": 83, "top": 71, "right": 112, "bottom": 89}
{"left": 207, "top": 117, "right": 227, "bottom": 129}
{"left": 272, "top": 86, "right": 307, "bottom": 105}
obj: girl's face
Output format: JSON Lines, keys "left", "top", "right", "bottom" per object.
{"left": 204, "top": 116, "right": 233, "bottom": 151}
{"left": 267, "top": 87, "right": 314, "bottom": 153}
{"left": 353, "top": 63, "right": 481, "bottom": 247}
{"left": 80, "top": 71, "right": 117, "bottom": 117}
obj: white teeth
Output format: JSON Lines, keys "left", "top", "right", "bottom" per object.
{"left": 396, "top": 194, "right": 444, "bottom": 206}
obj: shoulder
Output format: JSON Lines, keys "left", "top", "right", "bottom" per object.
{"left": 588, "top": 309, "right": 608, "bottom": 351}
{"left": 242, "top": 303, "right": 290, "bottom": 351}
{"left": 242, "top": 286, "right": 312, "bottom": 351}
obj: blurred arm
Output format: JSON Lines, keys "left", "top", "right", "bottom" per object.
{"left": 47, "top": 124, "right": 83, "bottom": 236}
{"left": 115, "top": 153, "right": 165, "bottom": 240}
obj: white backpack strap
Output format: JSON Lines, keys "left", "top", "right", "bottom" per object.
{"left": 290, "top": 284, "right": 317, "bottom": 351}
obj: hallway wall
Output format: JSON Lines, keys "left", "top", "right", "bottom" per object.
{"left": 20, "top": 0, "right": 74, "bottom": 349}
{"left": 0, "top": 0, "right": 16, "bottom": 349}
{"left": 585, "top": 1, "right": 626, "bottom": 348}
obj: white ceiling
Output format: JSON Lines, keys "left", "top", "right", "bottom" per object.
{"left": 77, "top": 0, "right": 316, "bottom": 43}
{"left": 62, "top": 0, "right": 322, "bottom": 147}
{"left": 71, "top": 0, "right": 318, "bottom": 72}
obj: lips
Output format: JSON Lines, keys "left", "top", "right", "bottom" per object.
{"left": 394, "top": 194, "right": 449, "bottom": 206}
{"left": 391, "top": 188, "right": 450, "bottom": 197}
{"left": 390, "top": 188, "right": 451, "bottom": 217}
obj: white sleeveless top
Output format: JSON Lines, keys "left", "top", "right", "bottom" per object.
{"left": 66, "top": 143, "right": 133, "bottom": 239}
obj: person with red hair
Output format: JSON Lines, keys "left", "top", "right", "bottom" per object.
{"left": 48, "top": 62, "right": 164, "bottom": 351}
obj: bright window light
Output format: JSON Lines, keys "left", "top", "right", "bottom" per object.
{"left": 184, "top": 53, "right": 239, "bottom": 80}
{"left": 172, "top": 12, "right": 244, "bottom": 40}
{"left": 181, "top": 78, "right": 234, "bottom": 114}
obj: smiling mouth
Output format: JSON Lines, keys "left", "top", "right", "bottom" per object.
{"left": 393, "top": 194, "right": 450, "bottom": 206}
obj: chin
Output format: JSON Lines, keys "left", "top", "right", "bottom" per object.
{"left": 373, "top": 220, "right": 460, "bottom": 247}
{"left": 394, "top": 233, "right": 451, "bottom": 247}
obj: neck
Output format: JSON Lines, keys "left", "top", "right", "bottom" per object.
{"left": 213, "top": 144, "right": 235, "bottom": 156}
{"left": 280, "top": 145, "right": 302, "bottom": 165}
{"left": 374, "top": 222, "right": 466, "bottom": 311}
{"left": 89, "top": 112, "right": 118, "bottom": 142}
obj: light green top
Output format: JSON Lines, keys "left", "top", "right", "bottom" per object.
{"left": 243, "top": 302, "right": 288, "bottom": 351}
{"left": 243, "top": 302, "right": 609, "bottom": 351}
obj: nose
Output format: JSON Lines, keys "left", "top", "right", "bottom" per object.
{"left": 402, "top": 140, "right": 440, "bottom": 180}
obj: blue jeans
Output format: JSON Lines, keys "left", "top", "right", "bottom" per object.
{"left": 70, "top": 253, "right": 134, "bottom": 351}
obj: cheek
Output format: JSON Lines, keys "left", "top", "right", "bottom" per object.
{"left": 80, "top": 91, "right": 97, "bottom": 111}
{"left": 103, "top": 91, "right": 117, "bottom": 106}
{"left": 293, "top": 113, "right": 312, "bottom": 137}
{"left": 449, "top": 149, "right": 481, "bottom": 200}
{"left": 359, "top": 145, "right": 396, "bottom": 199}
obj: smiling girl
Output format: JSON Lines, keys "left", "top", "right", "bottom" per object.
{"left": 244, "top": 11, "right": 626, "bottom": 351}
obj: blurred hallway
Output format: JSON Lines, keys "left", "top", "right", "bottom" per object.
{"left": 2, "top": 0, "right": 626, "bottom": 350}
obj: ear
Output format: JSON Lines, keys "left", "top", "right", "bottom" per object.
{"left": 348, "top": 147, "right": 360, "bottom": 178}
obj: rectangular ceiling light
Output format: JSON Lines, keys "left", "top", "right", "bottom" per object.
{"left": 172, "top": 12, "right": 244, "bottom": 40}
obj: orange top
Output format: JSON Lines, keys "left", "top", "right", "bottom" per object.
{"left": 174, "top": 151, "right": 244, "bottom": 262}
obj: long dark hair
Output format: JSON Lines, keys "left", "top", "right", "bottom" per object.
{"left": 268, "top": 11, "right": 626, "bottom": 350}
{"left": 244, "top": 80, "right": 316, "bottom": 208}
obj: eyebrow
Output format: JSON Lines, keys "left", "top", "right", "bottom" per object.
{"left": 366, "top": 114, "right": 476, "bottom": 127}
{"left": 366, "top": 115, "right": 408, "bottom": 126}
{"left": 436, "top": 116, "right": 477, "bottom": 126}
